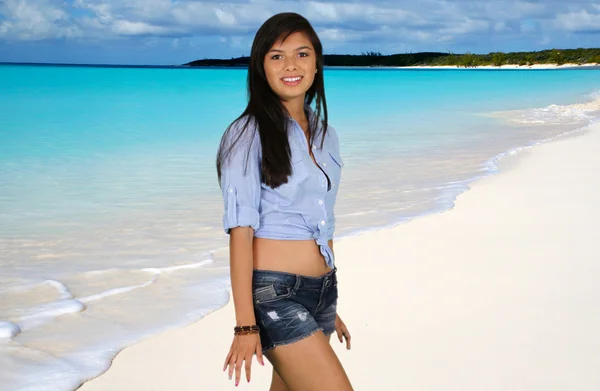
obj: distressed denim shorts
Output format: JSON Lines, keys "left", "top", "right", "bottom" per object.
{"left": 252, "top": 267, "right": 338, "bottom": 352}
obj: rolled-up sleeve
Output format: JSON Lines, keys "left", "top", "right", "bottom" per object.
{"left": 219, "top": 118, "right": 261, "bottom": 234}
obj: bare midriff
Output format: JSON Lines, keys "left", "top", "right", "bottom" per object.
{"left": 253, "top": 237, "right": 332, "bottom": 277}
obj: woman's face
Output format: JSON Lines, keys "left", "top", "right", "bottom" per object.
{"left": 264, "top": 31, "right": 317, "bottom": 104}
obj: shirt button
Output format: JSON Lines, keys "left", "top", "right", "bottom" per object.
{"left": 312, "top": 145, "right": 317, "bottom": 150}
{"left": 318, "top": 199, "right": 324, "bottom": 205}
{"left": 322, "top": 162, "right": 327, "bottom": 167}
{"left": 228, "top": 188, "right": 234, "bottom": 193}
{"left": 320, "top": 220, "right": 326, "bottom": 226}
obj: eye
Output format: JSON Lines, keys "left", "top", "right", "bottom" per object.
{"left": 270, "top": 54, "right": 282, "bottom": 60}
{"left": 298, "top": 52, "right": 309, "bottom": 57}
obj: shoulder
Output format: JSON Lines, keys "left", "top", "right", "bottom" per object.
{"left": 225, "top": 114, "right": 257, "bottom": 138}
{"left": 222, "top": 114, "right": 260, "bottom": 149}
{"left": 326, "top": 123, "right": 340, "bottom": 143}
{"left": 323, "top": 122, "right": 341, "bottom": 152}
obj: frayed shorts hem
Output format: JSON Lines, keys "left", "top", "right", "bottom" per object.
{"left": 262, "top": 327, "right": 324, "bottom": 353}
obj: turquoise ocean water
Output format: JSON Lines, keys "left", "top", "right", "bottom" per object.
{"left": 1, "top": 64, "right": 599, "bottom": 390}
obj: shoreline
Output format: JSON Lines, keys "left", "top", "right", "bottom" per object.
{"left": 79, "top": 121, "right": 600, "bottom": 390}
{"left": 397, "top": 63, "right": 600, "bottom": 70}
{"left": 325, "top": 63, "right": 600, "bottom": 70}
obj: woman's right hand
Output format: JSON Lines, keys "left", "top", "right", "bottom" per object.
{"left": 223, "top": 333, "right": 265, "bottom": 386}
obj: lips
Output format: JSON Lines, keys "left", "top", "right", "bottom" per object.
{"left": 281, "top": 76, "right": 303, "bottom": 86}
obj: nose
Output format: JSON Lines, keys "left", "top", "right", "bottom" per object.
{"left": 283, "top": 56, "right": 297, "bottom": 71}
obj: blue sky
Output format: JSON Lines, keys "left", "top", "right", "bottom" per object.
{"left": 1, "top": 0, "right": 599, "bottom": 65}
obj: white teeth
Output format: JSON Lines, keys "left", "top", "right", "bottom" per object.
{"left": 283, "top": 77, "right": 302, "bottom": 82}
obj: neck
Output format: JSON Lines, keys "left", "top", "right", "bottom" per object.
{"left": 282, "top": 96, "right": 307, "bottom": 124}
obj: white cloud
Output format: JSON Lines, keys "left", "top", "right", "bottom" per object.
{"left": 214, "top": 8, "right": 237, "bottom": 26}
{"left": 1, "top": 0, "right": 599, "bottom": 54}
{"left": 309, "top": 2, "right": 338, "bottom": 20}
{"left": 554, "top": 9, "right": 600, "bottom": 32}
{"left": 0, "top": 0, "right": 81, "bottom": 40}
{"left": 70, "top": 0, "right": 267, "bottom": 39}
{"left": 319, "top": 28, "right": 349, "bottom": 42}
{"left": 111, "top": 20, "right": 170, "bottom": 36}
{"left": 306, "top": 2, "right": 414, "bottom": 26}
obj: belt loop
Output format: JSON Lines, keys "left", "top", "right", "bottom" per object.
{"left": 292, "top": 274, "right": 301, "bottom": 294}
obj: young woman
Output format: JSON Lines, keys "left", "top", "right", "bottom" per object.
{"left": 217, "top": 12, "right": 353, "bottom": 391}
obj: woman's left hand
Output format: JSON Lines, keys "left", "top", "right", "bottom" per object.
{"left": 335, "top": 313, "right": 351, "bottom": 350}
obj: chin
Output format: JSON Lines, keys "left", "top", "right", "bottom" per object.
{"left": 275, "top": 89, "right": 304, "bottom": 101}
{"left": 281, "top": 94, "right": 306, "bottom": 102}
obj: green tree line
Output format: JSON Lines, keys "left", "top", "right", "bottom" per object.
{"left": 185, "top": 48, "right": 600, "bottom": 67}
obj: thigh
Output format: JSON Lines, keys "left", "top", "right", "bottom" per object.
{"left": 270, "top": 370, "right": 289, "bottom": 391}
{"left": 269, "top": 334, "right": 334, "bottom": 391}
{"left": 266, "top": 330, "right": 353, "bottom": 391}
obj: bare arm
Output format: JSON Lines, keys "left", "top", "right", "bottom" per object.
{"left": 329, "top": 237, "right": 351, "bottom": 349}
{"left": 220, "top": 119, "right": 264, "bottom": 385}
{"left": 223, "top": 226, "right": 264, "bottom": 385}
{"left": 229, "top": 227, "right": 256, "bottom": 326}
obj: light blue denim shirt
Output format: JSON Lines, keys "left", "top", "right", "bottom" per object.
{"left": 219, "top": 110, "right": 343, "bottom": 268}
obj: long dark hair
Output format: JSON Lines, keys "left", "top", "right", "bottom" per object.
{"left": 217, "top": 12, "right": 328, "bottom": 188}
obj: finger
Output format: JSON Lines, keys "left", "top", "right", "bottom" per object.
{"left": 344, "top": 329, "right": 352, "bottom": 350}
{"left": 256, "top": 342, "right": 265, "bottom": 366}
{"left": 235, "top": 356, "right": 243, "bottom": 386}
{"left": 228, "top": 354, "right": 237, "bottom": 380}
{"left": 223, "top": 349, "right": 233, "bottom": 372}
{"left": 245, "top": 355, "right": 252, "bottom": 383}
{"left": 336, "top": 326, "right": 343, "bottom": 343}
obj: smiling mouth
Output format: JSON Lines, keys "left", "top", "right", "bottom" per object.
{"left": 281, "top": 76, "right": 303, "bottom": 86}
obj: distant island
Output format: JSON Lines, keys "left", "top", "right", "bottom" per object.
{"left": 185, "top": 48, "right": 600, "bottom": 68}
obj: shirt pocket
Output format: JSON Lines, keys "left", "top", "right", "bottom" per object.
{"left": 288, "top": 148, "right": 308, "bottom": 185}
{"left": 261, "top": 149, "right": 308, "bottom": 207}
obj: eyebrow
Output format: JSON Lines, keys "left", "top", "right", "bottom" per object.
{"left": 268, "top": 46, "right": 313, "bottom": 53}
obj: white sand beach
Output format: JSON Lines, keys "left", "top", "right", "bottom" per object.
{"left": 400, "top": 63, "right": 599, "bottom": 69}
{"left": 79, "top": 122, "right": 600, "bottom": 391}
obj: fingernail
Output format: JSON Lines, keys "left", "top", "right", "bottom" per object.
{"left": 235, "top": 380, "right": 239, "bottom": 387}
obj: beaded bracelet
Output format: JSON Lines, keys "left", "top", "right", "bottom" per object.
{"left": 235, "top": 330, "right": 259, "bottom": 336}
{"left": 234, "top": 325, "right": 260, "bottom": 335}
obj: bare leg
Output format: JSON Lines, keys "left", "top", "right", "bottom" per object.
{"left": 269, "top": 370, "right": 289, "bottom": 391}
{"left": 266, "top": 332, "right": 352, "bottom": 391}
{"left": 269, "top": 335, "right": 332, "bottom": 391}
